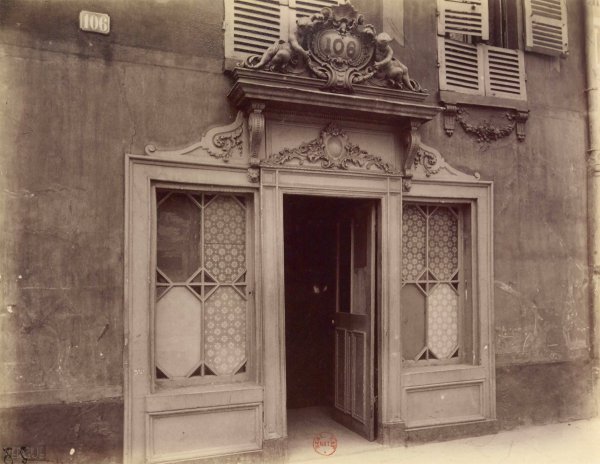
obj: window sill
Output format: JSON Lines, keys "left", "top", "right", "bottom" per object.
{"left": 152, "top": 381, "right": 263, "bottom": 397}
{"left": 402, "top": 363, "right": 482, "bottom": 374}
{"left": 439, "top": 90, "right": 529, "bottom": 112}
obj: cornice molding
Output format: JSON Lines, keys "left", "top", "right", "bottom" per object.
{"left": 228, "top": 68, "right": 442, "bottom": 124}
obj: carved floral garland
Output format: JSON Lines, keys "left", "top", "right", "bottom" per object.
{"left": 455, "top": 109, "right": 516, "bottom": 143}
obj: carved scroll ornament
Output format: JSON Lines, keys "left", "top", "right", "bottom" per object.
{"left": 242, "top": 2, "right": 424, "bottom": 94}
{"left": 145, "top": 111, "right": 244, "bottom": 161}
{"left": 403, "top": 138, "right": 481, "bottom": 192}
{"left": 263, "top": 123, "right": 399, "bottom": 174}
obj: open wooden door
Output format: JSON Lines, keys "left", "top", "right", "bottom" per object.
{"left": 333, "top": 201, "right": 377, "bottom": 441}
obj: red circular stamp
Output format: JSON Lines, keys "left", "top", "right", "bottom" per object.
{"left": 313, "top": 431, "right": 338, "bottom": 456}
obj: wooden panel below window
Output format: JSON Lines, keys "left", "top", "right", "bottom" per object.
{"left": 148, "top": 405, "right": 261, "bottom": 462}
{"left": 406, "top": 382, "right": 484, "bottom": 427}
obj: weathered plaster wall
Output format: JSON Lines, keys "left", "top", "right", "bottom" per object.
{"left": 405, "top": 0, "right": 591, "bottom": 365}
{"left": 0, "top": 0, "right": 595, "bottom": 460}
{"left": 0, "top": 1, "right": 233, "bottom": 461}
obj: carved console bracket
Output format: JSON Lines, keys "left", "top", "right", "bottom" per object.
{"left": 247, "top": 103, "right": 265, "bottom": 183}
{"left": 402, "top": 120, "right": 422, "bottom": 191}
{"left": 443, "top": 104, "right": 458, "bottom": 136}
{"left": 443, "top": 105, "right": 529, "bottom": 143}
{"left": 263, "top": 122, "right": 400, "bottom": 174}
{"left": 513, "top": 110, "right": 529, "bottom": 142}
{"left": 145, "top": 111, "right": 245, "bottom": 160}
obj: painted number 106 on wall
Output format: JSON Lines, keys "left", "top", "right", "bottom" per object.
{"left": 79, "top": 10, "right": 110, "bottom": 35}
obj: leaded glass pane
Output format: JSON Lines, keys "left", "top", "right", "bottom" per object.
{"left": 427, "top": 283, "right": 458, "bottom": 359}
{"left": 155, "top": 190, "right": 249, "bottom": 382}
{"left": 204, "top": 196, "right": 246, "bottom": 282}
{"left": 205, "top": 286, "right": 246, "bottom": 376}
{"left": 402, "top": 205, "right": 426, "bottom": 281}
{"left": 401, "top": 284, "right": 426, "bottom": 360}
{"left": 402, "top": 203, "right": 463, "bottom": 362}
{"left": 157, "top": 193, "right": 202, "bottom": 282}
{"left": 205, "top": 244, "right": 246, "bottom": 282}
{"left": 204, "top": 196, "right": 245, "bottom": 244}
{"left": 428, "top": 207, "right": 458, "bottom": 280}
{"left": 155, "top": 287, "right": 202, "bottom": 379}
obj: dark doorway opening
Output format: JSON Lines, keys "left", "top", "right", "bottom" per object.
{"left": 284, "top": 195, "right": 338, "bottom": 409}
{"left": 283, "top": 194, "right": 378, "bottom": 442}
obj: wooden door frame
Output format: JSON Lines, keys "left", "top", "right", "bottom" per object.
{"left": 259, "top": 167, "right": 404, "bottom": 443}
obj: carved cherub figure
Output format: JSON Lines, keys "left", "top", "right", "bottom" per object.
{"left": 244, "top": 39, "right": 294, "bottom": 72}
{"left": 244, "top": 15, "right": 315, "bottom": 72}
{"left": 289, "top": 16, "right": 313, "bottom": 61}
{"left": 373, "top": 32, "right": 418, "bottom": 91}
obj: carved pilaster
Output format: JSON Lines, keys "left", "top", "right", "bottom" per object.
{"left": 402, "top": 120, "right": 422, "bottom": 191}
{"left": 247, "top": 102, "right": 265, "bottom": 183}
{"left": 443, "top": 104, "right": 458, "bottom": 137}
{"left": 514, "top": 110, "right": 529, "bottom": 142}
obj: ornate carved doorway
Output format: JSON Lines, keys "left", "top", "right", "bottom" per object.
{"left": 283, "top": 195, "right": 377, "bottom": 442}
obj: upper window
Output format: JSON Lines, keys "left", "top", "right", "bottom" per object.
{"left": 224, "top": 0, "right": 341, "bottom": 60}
{"left": 437, "top": 0, "right": 567, "bottom": 101}
{"left": 523, "top": 0, "right": 568, "bottom": 56}
{"left": 438, "top": 0, "right": 526, "bottom": 100}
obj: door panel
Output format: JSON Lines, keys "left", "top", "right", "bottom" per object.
{"left": 333, "top": 202, "right": 376, "bottom": 441}
{"left": 334, "top": 328, "right": 348, "bottom": 413}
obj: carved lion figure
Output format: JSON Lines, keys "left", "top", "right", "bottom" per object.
{"left": 373, "top": 32, "right": 419, "bottom": 91}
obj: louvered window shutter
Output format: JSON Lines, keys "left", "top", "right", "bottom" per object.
{"left": 437, "top": 0, "right": 489, "bottom": 40}
{"left": 226, "top": 0, "right": 286, "bottom": 58}
{"left": 438, "top": 37, "right": 485, "bottom": 95}
{"left": 523, "top": 0, "right": 568, "bottom": 56}
{"left": 292, "top": 0, "right": 340, "bottom": 18}
{"left": 484, "top": 45, "right": 527, "bottom": 99}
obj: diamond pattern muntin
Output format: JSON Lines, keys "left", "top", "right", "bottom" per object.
{"left": 402, "top": 203, "right": 462, "bottom": 362}
{"left": 155, "top": 191, "right": 249, "bottom": 380}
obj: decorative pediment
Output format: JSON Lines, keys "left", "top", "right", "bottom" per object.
{"left": 240, "top": 1, "right": 424, "bottom": 94}
{"left": 263, "top": 123, "right": 399, "bottom": 174}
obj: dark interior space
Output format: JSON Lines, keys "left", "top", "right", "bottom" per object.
{"left": 284, "top": 195, "right": 342, "bottom": 409}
